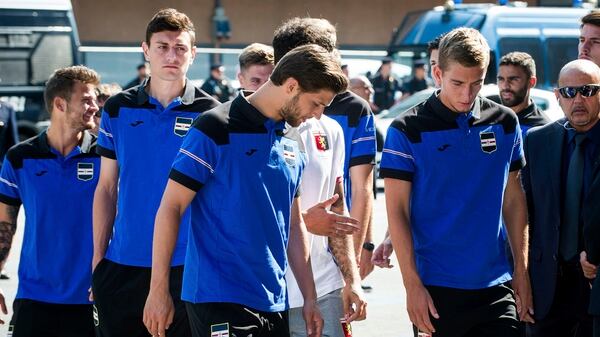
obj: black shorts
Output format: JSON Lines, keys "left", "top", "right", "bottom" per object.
{"left": 8, "top": 298, "right": 94, "bottom": 337}
{"left": 413, "top": 283, "right": 519, "bottom": 337}
{"left": 185, "top": 302, "right": 289, "bottom": 337}
{"left": 91, "top": 258, "right": 190, "bottom": 337}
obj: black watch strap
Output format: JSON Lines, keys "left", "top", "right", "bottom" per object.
{"left": 362, "top": 242, "right": 375, "bottom": 252}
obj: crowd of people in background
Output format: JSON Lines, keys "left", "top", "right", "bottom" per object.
{"left": 0, "top": 5, "right": 599, "bottom": 337}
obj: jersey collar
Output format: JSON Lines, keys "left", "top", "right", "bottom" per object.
{"left": 429, "top": 90, "right": 482, "bottom": 123}
{"left": 136, "top": 77, "right": 196, "bottom": 106}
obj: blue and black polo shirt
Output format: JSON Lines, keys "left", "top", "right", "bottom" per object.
{"left": 325, "top": 91, "right": 376, "bottom": 207}
{"left": 0, "top": 131, "right": 99, "bottom": 304}
{"left": 169, "top": 93, "right": 306, "bottom": 312}
{"left": 380, "top": 92, "right": 525, "bottom": 289}
{"left": 518, "top": 102, "right": 551, "bottom": 135}
{"left": 97, "top": 79, "right": 219, "bottom": 267}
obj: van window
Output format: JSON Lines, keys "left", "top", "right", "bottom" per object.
{"left": 0, "top": 31, "right": 74, "bottom": 86}
{"left": 498, "top": 37, "right": 544, "bottom": 86}
{"left": 546, "top": 38, "right": 578, "bottom": 88}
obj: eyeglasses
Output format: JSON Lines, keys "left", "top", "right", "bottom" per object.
{"left": 557, "top": 84, "right": 600, "bottom": 99}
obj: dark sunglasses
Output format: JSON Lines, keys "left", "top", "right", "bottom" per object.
{"left": 557, "top": 84, "right": 600, "bottom": 99}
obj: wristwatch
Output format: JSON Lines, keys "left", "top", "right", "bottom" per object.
{"left": 362, "top": 242, "right": 375, "bottom": 252}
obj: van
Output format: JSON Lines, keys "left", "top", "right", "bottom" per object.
{"left": 0, "top": 0, "right": 80, "bottom": 139}
{"left": 387, "top": 2, "right": 589, "bottom": 90}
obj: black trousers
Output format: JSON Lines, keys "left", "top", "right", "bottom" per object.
{"left": 91, "top": 258, "right": 191, "bottom": 337}
{"left": 526, "top": 261, "right": 592, "bottom": 337}
{"left": 185, "top": 302, "right": 289, "bottom": 337}
{"left": 9, "top": 299, "right": 94, "bottom": 337}
{"left": 413, "top": 283, "right": 519, "bottom": 337}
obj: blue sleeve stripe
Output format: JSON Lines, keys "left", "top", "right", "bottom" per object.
{"left": 96, "top": 146, "right": 116, "bottom": 159}
{"left": 0, "top": 193, "right": 20, "bottom": 206}
{"left": 379, "top": 168, "right": 414, "bottom": 181}
{"left": 98, "top": 127, "right": 113, "bottom": 138}
{"left": 510, "top": 157, "right": 526, "bottom": 172}
{"left": 179, "top": 148, "right": 215, "bottom": 174}
{"left": 169, "top": 169, "right": 204, "bottom": 192}
{"left": 382, "top": 148, "right": 415, "bottom": 161}
{"left": 349, "top": 155, "right": 375, "bottom": 167}
{"left": 351, "top": 136, "right": 376, "bottom": 144}
{"left": 0, "top": 177, "right": 17, "bottom": 189}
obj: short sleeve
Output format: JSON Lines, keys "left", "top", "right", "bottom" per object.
{"left": 379, "top": 126, "right": 415, "bottom": 181}
{"left": 169, "top": 127, "right": 219, "bottom": 192}
{"left": 0, "top": 157, "right": 21, "bottom": 206}
{"left": 349, "top": 108, "right": 376, "bottom": 167}
{"left": 96, "top": 108, "right": 116, "bottom": 159}
{"left": 509, "top": 123, "right": 526, "bottom": 172}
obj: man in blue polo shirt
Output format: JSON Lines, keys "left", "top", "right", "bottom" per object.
{"left": 92, "top": 8, "right": 219, "bottom": 337}
{"left": 143, "top": 45, "right": 348, "bottom": 337}
{"left": 380, "top": 28, "right": 533, "bottom": 337}
{"left": 273, "top": 17, "right": 377, "bottom": 281}
{"left": 0, "top": 65, "right": 100, "bottom": 336}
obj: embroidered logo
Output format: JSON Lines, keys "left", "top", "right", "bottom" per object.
{"left": 313, "top": 132, "right": 330, "bottom": 151}
{"left": 480, "top": 131, "right": 497, "bottom": 154}
{"left": 174, "top": 117, "right": 194, "bottom": 137}
{"left": 77, "top": 163, "right": 94, "bottom": 181}
{"left": 210, "top": 323, "right": 229, "bottom": 337}
{"left": 283, "top": 144, "right": 296, "bottom": 167}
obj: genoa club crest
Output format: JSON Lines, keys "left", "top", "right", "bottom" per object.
{"left": 174, "top": 117, "right": 193, "bottom": 137}
{"left": 479, "top": 131, "right": 497, "bottom": 154}
{"left": 77, "top": 162, "right": 94, "bottom": 181}
{"left": 313, "top": 132, "right": 330, "bottom": 151}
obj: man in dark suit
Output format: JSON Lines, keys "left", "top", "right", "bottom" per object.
{"left": 523, "top": 59, "right": 600, "bottom": 337}
{"left": 584, "top": 158, "right": 600, "bottom": 337}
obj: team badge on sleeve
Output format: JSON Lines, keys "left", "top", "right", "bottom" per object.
{"left": 480, "top": 131, "right": 497, "bottom": 154}
{"left": 210, "top": 323, "right": 229, "bottom": 337}
{"left": 313, "top": 132, "right": 330, "bottom": 151}
{"left": 77, "top": 163, "right": 94, "bottom": 181}
{"left": 174, "top": 117, "right": 194, "bottom": 137}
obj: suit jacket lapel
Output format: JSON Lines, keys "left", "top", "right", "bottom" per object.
{"left": 544, "top": 124, "right": 565, "bottom": 200}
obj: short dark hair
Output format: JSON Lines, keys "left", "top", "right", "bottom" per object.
{"left": 272, "top": 17, "right": 337, "bottom": 64}
{"left": 270, "top": 44, "right": 347, "bottom": 94}
{"left": 438, "top": 28, "right": 490, "bottom": 71}
{"left": 44, "top": 66, "right": 100, "bottom": 113}
{"left": 582, "top": 10, "right": 600, "bottom": 28}
{"left": 499, "top": 52, "right": 536, "bottom": 78}
{"left": 239, "top": 43, "right": 274, "bottom": 71}
{"left": 137, "top": 63, "right": 146, "bottom": 71}
{"left": 427, "top": 34, "right": 445, "bottom": 53}
{"left": 146, "top": 8, "right": 195, "bottom": 47}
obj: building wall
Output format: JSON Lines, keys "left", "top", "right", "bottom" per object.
{"left": 72, "top": 0, "right": 537, "bottom": 48}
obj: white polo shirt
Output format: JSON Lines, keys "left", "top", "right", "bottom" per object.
{"left": 286, "top": 115, "right": 346, "bottom": 308}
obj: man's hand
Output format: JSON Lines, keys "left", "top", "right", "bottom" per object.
{"left": 303, "top": 194, "right": 359, "bottom": 238}
{"left": 581, "top": 251, "right": 598, "bottom": 280}
{"left": 372, "top": 237, "right": 394, "bottom": 268}
{"left": 359, "top": 250, "right": 374, "bottom": 279}
{"left": 0, "top": 289, "right": 7, "bottom": 324}
{"left": 302, "top": 299, "right": 323, "bottom": 337}
{"left": 342, "top": 283, "right": 367, "bottom": 322}
{"left": 405, "top": 282, "right": 439, "bottom": 335}
{"left": 512, "top": 268, "right": 534, "bottom": 323}
{"left": 143, "top": 288, "right": 175, "bottom": 337}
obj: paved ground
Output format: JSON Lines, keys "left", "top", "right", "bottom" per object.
{"left": 0, "top": 190, "right": 414, "bottom": 336}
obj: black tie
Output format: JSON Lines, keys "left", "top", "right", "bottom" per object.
{"left": 560, "top": 134, "right": 586, "bottom": 261}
